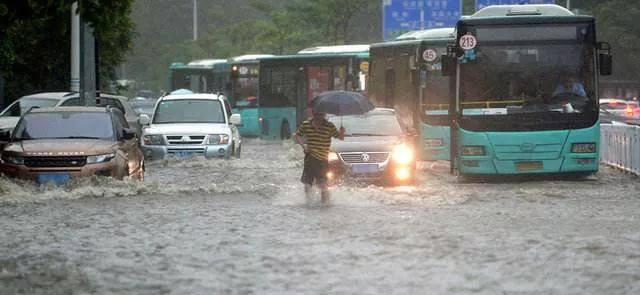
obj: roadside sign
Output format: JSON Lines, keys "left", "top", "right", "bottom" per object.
{"left": 383, "top": 0, "right": 462, "bottom": 41}
{"left": 476, "top": 0, "right": 556, "bottom": 11}
{"left": 422, "top": 49, "right": 438, "bottom": 62}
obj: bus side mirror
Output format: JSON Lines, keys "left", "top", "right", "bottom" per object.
{"left": 441, "top": 55, "right": 456, "bottom": 77}
{"left": 600, "top": 54, "right": 612, "bottom": 76}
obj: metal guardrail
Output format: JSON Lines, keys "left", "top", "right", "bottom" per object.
{"left": 601, "top": 123, "right": 640, "bottom": 175}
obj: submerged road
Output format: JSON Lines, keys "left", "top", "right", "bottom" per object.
{"left": 1, "top": 140, "right": 639, "bottom": 294}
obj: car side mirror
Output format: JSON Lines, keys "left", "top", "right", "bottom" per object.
{"left": 0, "top": 130, "right": 11, "bottom": 142}
{"left": 599, "top": 53, "right": 613, "bottom": 76}
{"left": 122, "top": 128, "right": 136, "bottom": 140}
{"left": 230, "top": 113, "right": 242, "bottom": 126}
{"left": 139, "top": 114, "right": 151, "bottom": 126}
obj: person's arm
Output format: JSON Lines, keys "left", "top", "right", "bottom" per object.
{"left": 576, "top": 83, "right": 587, "bottom": 97}
{"left": 332, "top": 124, "right": 345, "bottom": 140}
{"left": 294, "top": 125, "right": 308, "bottom": 153}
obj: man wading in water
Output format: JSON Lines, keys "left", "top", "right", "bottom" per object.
{"left": 294, "top": 111, "right": 345, "bottom": 205}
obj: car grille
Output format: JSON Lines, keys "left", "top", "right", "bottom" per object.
{"left": 167, "top": 148, "right": 206, "bottom": 155}
{"left": 339, "top": 152, "right": 389, "bottom": 164}
{"left": 24, "top": 156, "right": 87, "bottom": 168}
{"left": 166, "top": 135, "right": 206, "bottom": 145}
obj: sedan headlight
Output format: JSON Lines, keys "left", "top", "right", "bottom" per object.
{"left": 87, "top": 153, "right": 115, "bottom": 164}
{"left": 328, "top": 152, "right": 339, "bottom": 162}
{"left": 143, "top": 134, "right": 164, "bottom": 145}
{"left": 391, "top": 143, "right": 414, "bottom": 164}
{"left": 571, "top": 143, "right": 596, "bottom": 153}
{"left": 1, "top": 154, "right": 24, "bottom": 165}
{"left": 461, "top": 145, "right": 486, "bottom": 156}
{"left": 207, "top": 134, "right": 230, "bottom": 145}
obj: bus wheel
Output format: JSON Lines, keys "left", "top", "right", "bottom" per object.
{"left": 281, "top": 121, "right": 291, "bottom": 140}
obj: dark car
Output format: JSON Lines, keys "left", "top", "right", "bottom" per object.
{"left": 326, "top": 108, "right": 417, "bottom": 186}
{"left": 0, "top": 107, "right": 144, "bottom": 185}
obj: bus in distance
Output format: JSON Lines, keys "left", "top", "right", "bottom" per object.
{"left": 168, "top": 59, "right": 229, "bottom": 94}
{"left": 369, "top": 28, "right": 455, "bottom": 161}
{"left": 258, "top": 45, "right": 369, "bottom": 140}
{"left": 441, "top": 4, "right": 612, "bottom": 176}
{"left": 227, "top": 55, "right": 274, "bottom": 137}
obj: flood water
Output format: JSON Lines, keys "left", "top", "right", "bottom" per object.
{"left": 1, "top": 140, "right": 639, "bottom": 294}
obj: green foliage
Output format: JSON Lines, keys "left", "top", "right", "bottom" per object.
{"left": 0, "top": 0, "right": 134, "bottom": 101}
{"left": 588, "top": 0, "right": 640, "bottom": 80}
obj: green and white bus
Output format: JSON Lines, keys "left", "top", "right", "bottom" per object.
{"left": 442, "top": 4, "right": 612, "bottom": 176}
{"left": 369, "top": 28, "right": 455, "bottom": 161}
{"left": 168, "top": 59, "right": 229, "bottom": 93}
{"left": 258, "top": 45, "right": 370, "bottom": 139}
{"left": 226, "top": 55, "right": 274, "bottom": 137}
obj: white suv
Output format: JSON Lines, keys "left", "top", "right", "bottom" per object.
{"left": 139, "top": 93, "right": 242, "bottom": 159}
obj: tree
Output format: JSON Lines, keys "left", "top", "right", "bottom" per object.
{"left": 0, "top": 1, "right": 134, "bottom": 102}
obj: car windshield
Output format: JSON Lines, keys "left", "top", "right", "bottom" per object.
{"left": 153, "top": 99, "right": 225, "bottom": 124}
{"left": 1, "top": 98, "right": 59, "bottom": 117}
{"left": 329, "top": 113, "right": 403, "bottom": 136}
{"left": 14, "top": 112, "right": 114, "bottom": 140}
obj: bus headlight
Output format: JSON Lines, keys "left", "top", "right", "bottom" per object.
{"left": 328, "top": 152, "right": 339, "bottom": 162}
{"left": 571, "top": 143, "right": 596, "bottom": 153}
{"left": 87, "top": 153, "right": 115, "bottom": 164}
{"left": 1, "top": 154, "right": 24, "bottom": 165}
{"left": 207, "top": 134, "right": 230, "bottom": 145}
{"left": 392, "top": 143, "right": 414, "bottom": 164}
{"left": 143, "top": 135, "right": 164, "bottom": 145}
{"left": 461, "top": 145, "right": 485, "bottom": 156}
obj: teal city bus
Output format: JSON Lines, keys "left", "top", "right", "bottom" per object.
{"left": 442, "top": 4, "right": 612, "bottom": 176}
{"left": 258, "top": 45, "right": 370, "bottom": 139}
{"left": 369, "top": 28, "right": 455, "bottom": 161}
{"left": 226, "top": 55, "right": 274, "bottom": 137}
{"left": 168, "top": 59, "right": 229, "bottom": 93}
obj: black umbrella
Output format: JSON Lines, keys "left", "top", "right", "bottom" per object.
{"left": 311, "top": 90, "right": 375, "bottom": 117}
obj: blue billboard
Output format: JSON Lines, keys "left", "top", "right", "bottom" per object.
{"left": 476, "top": 0, "right": 556, "bottom": 10}
{"left": 383, "top": 0, "right": 461, "bottom": 41}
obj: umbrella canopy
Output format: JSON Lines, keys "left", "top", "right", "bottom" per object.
{"left": 311, "top": 90, "right": 375, "bottom": 116}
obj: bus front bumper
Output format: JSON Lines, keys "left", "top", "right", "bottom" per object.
{"left": 458, "top": 155, "right": 599, "bottom": 175}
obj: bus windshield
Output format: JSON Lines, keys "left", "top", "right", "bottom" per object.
{"left": 460, "top": 26, "right": 596, "bottom": 117}
{"left": 232, "top": 65, "right": 259, "bottom": 108}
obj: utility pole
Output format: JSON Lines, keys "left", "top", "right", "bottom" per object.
{"left": 71, "top": 2, "right": 80, "bottom": 92}
{"left": 193, "top": 0, "right": 198, "bottom": 41}
{"left": 566, "top": 0, "right": 571, "bottom": 10}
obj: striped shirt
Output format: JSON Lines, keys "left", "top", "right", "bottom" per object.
{"left": 296, "top": 119, "right": 339, "bottom": 161}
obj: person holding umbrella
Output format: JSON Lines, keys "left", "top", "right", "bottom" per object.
{"left": 294, "top": 110, "right": 345, "bottom": 205}
{"left": 294, "top": 90, "right": 374, "bottom": 205}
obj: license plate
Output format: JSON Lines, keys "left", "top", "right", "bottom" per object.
{"left": 516, "top": 161, "right": 543, "bottom": 172}
{"left": 176, "top": 151, "right": 194, "bottom": 158}
{"left": 352, "top": 164, "right": 378, "bottom": 174}
{"left": 37, "top": 172, "right": 71, "bottom": 185}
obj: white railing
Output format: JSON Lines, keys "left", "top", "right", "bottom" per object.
{"left": 601, "top": 124, "right": 640, "bottom": 175}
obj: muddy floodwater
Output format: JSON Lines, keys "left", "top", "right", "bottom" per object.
{"left": 1, "top": 140, "right": 639, "bottom": 294}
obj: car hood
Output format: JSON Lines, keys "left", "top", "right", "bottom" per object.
{"left": 331, "top": 136, "right": 402, "bottom": 153}
{"left": 0, "top": 117, "right": 20, "bottom": 131}
{"left": 144, "top": 123, "right": 231, "bottom": 135}
{"left": 3, "top": 139, "right": 116, "bottom": 156}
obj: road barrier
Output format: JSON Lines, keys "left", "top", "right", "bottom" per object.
{"left": 601, "top": 124, "right": 640, "bottom": 175}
